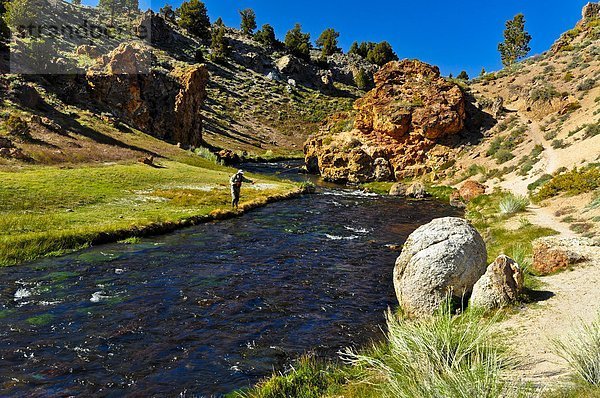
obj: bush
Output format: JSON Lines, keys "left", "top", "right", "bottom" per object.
{"left": 552, "top": 139, "right": 566, "bottom": 149}
{"left": 577, "top": 78, "right": 596, "bottom": 92}
{"left": 528, "top": 174, "right": 553, "bottom": 192}
{"left": 535, "top": 166, "right": 600, "bottom": 200}
{"left": 495, "top": 149, "right": 515, "bottom": 164}
{"left": 584, "top": 123, "right": 600, "bottom": 139}
{"left": 499, "top": 193, "right": 529, "bottom": 215}
{"left": 553, "top": 314, "right": 600, "bottom": 386}
{"left": 177, "top": 0, "right": 210, "bottom": 39}
{"left": 5, "top": 114, "right": 30, "bottom": 138}
{"left": 544, "top": 130, "right": 558, "bottom": 140}
{"left": 529, "top": 84, "right": 559, "bottom": 103}
{"left": 354, "top": 68, "right": 372, "bottom": 90}
{"left": 194, "top": 146, "right": 220, "bottom": 164}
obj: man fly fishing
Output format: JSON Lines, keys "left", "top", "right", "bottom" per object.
{"left": 230, "top": 169, "right": 254, "bottom": 208}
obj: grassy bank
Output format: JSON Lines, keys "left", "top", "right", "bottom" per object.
{"left": 0, "top": 159, "right": 300, "bottom": 266}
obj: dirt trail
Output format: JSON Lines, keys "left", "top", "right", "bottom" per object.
{"left": 498, "top": 118, "right": 600, "bottom": 388}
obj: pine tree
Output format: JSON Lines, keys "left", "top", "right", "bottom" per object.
{"left": 255, "top": 24, "right": 276, "bottom": 47}
{"left": 348, "top": 41, "right": 359, "bottom": 55}
{"left": 124, "top": 0, "right": 138, "bottom": 18}
{"left": 480, "top": 67, "right": 486, "bottom": 77}
{"left": 178, "top": 0, "right": 210, "bottom": 39}
{"left": 210, "top": 24, "right": 228, "bottom": 63}
{"left": 366, "top": 41, "right": 398, "bottom": 66}
{"left": 284, "top": 23, "right": 311, "bottom": 59}
{"left": 159, "top": 4, "right": 176, "bottom": 23}
{"left": 498, "top": 13, "right": 531, "bottom": 67}
{"left": 239, "top": 8, "right": 256, "bottom": 35}
{"left": 315, "top": 28, "right": 340, "bottom": 58}
{"left": 214, "top": 17, "right": 223, "bottom": 26}
{"left": 354, "top": 68, "right": 372, "bottom": 90}
{"left": 457, "top": 70, "right": 469, "bottom": 80}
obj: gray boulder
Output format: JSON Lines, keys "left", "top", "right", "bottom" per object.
{"left": 389, "top": 182, "right": 407, "bottom": 196}
{"left": 393, "top": 217, "right": 487, "bottom": 317}
{"left": 372, "top": 157, "right": 392, "bottom": 181}
{"left": 406, "top": 181, "right": 426, "bottom": 198}
{"left": 470, "top": 255, "right": 523, "bottom": 310}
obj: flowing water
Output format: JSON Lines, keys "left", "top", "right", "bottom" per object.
{"left": 0, "top": 163, "right": 460, "bottom": 397}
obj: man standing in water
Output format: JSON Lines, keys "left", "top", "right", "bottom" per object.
{"left": 230, "top": 169, "right": 254, "bottom": 208}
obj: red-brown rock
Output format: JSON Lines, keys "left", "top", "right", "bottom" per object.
{"left": 459, "top": 180, "right": 486, "bottom": 201}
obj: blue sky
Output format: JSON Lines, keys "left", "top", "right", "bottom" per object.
{"left": 91, "top": 0, "right": 588, "bottom": 76}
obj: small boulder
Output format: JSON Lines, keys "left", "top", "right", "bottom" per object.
{"left": 449, "top": 190, "right": 466, "bottom": 208}
{"left": 406, "top": 181, "right": 426, "bottom": 198}
{"left": 393, "top": 217, "right": 488, "bottom": 317}
{"left": 75, "top": 45, "right": 101, "bottom": 59}
{"left": 389, "top": 182, "right": 407, "bottom": 196}
{"left": 470, "top": 255, "right": 523, "bottom": 310}
{"left": 372, "top": 157, "right": 392, "bottom": 181}
{"left": 217, "top": 149, "right": 240, "bottom": 165}
{"left": 491, "top": 96, "right": 504, "bottom": 119}
{"left": 532, "top": 236, "right": 595, "bottom": 275}
{"left": 459, "top": 180, "right": 486, "bottom": 201}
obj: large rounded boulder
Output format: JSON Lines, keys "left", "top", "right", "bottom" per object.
{"left": 393, "top": 217, "right": 487, "bottom": 317}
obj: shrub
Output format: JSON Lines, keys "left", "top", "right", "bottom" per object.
{"left": 495, "top": 149, "right": 515, "bottom": 164}
{"left": 564, "top": 72, "right": 574, "bottom": 82}
{"left": 584, "top": 123, "right": 600, "bottom": 139}
{"left": 354, "top": 68, "right": 372, "bottom": 90}
{"left": 457, "top": 70, "right": 469, "bottom": 80}
{"left": 194, "top": 146, "right": 220, "bottom": 164}
{"left": 529, "top": 84, "right": 559, "bottom": 103}
{"left": 553, "top": 314, "right": 600, "bottom": 385}
{"left": 528, "top": 174, "right": 553, "bottom": 192}
{"left": 552, "top": 139, "right": 566, "bottom": 149}
{"left": 499, "top": 193, "right": 529, "bottom": 215}
{"left": 535, "top": 166, "right": 600, "bottom": 200}
{"left": 578, "top": 78, "right": 596, "bottom": 92}
{"left": 544, "top": 130, "right": 558, "bottom": 140}
{"left": 5, "top": 114, "right": 30, "bottom": 138}
{"left": 210, "top": 24, "right": 229, "bottom": 63}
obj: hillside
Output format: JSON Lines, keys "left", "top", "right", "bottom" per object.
{"left": 0, "top": 1, "right": 374, "bottom": 166}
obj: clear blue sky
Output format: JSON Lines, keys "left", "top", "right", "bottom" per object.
{"left": 91, "top": 0, "right": 589, "bottom": 77}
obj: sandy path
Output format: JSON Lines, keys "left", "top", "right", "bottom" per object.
{"left": 500, "top": 257, "right": 600, "bottom": 388}
{"left": 498, "top": 117, "right": 599, "bottom": 388}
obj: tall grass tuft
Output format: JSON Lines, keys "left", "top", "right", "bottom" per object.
{"left": 194, "top": 146, "right": 222, "bottom": 164}
{"left": 342, "top": 303, "right": 529, "bottom": 398}
{"left": 499, "top": 193, "right": 530, "bottom": 215}
{"left": 553, "top": 314, "right": 600, "bottom": 386}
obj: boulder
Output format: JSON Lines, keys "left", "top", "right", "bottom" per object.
{"left": 0, "top": 137, "right": 14, "bottom": 149}
{"left": 75, "top": 45, "right": 101, "bottom": 59}
{"left": 491, "top": 96, "right": 504, "bottom": 119}
{"left": 449, "top": 190, "right": 466, "bottom": 208}
{"left": 459, "top": 180, "right": 486, "bottom": 201}
{"left": 532, "top": 236, "right": 596, "bottom": 275}
{"left": 470, "top": 255, "right": 523, "bottom": 310}
{"left": 393, "top": 217, "right": 487, "bottom": 317}
{"left": 276, "top": 55, "right": 304, "bottom": 76}
{"left": 216, "top": 149, "right": 240, "bottom": 165}
{"left": 406, "top": 181, "right": 426, "bottom": 198}
{"left": 372, "top": 157, "right": 392, "bottom": 181}
{"left": 389, "top": 182, "right": 407, "bottom": 196}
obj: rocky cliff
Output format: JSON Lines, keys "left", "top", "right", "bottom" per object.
{"left": 304, "top": 60, "right": 467, "bottom": 183}
{"left": 86, "top": 43, "right": 208, "bottom": 147}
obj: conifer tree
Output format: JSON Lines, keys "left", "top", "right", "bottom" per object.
{"left": 255, "top": 23, "right": 276, "bottom": 47}
{"left": 315, "top": 28, "right": 340, "bottom": 58}
{"left": 239, "top": 8, "right": 256, "bottom": 35}
{"left": 210, "top": 24, "right": 228, "bottom": 63}
{"left": 178, "top": 0, "right": 210, "bottom": 39}
{"left": 498, "top": 13, "right": 531, "bottom": 67}
{"left": 284, "top": 23, "right": 311, "bottom": 59}
{"left": 366, "top": 41, "right": 398, "bottom": 66}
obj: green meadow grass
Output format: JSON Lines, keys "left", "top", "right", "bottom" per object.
{"left": 0, "top": 160, "right": 297, "bottom": 266}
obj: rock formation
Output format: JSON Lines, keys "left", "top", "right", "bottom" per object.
{"left": 393, "top": 217, "right": 487, "bottom": 317}
{"left": 582, "top": 2, "right": 600, "bottom": 20}
{"left": 86, "top": 43, "right": 208, "bottom": 147}
{"left": 470, "top": 255, "right": 523, "bottom": 310}
{"left": 305, "top": 60, "right": 466, "bottom": 182}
